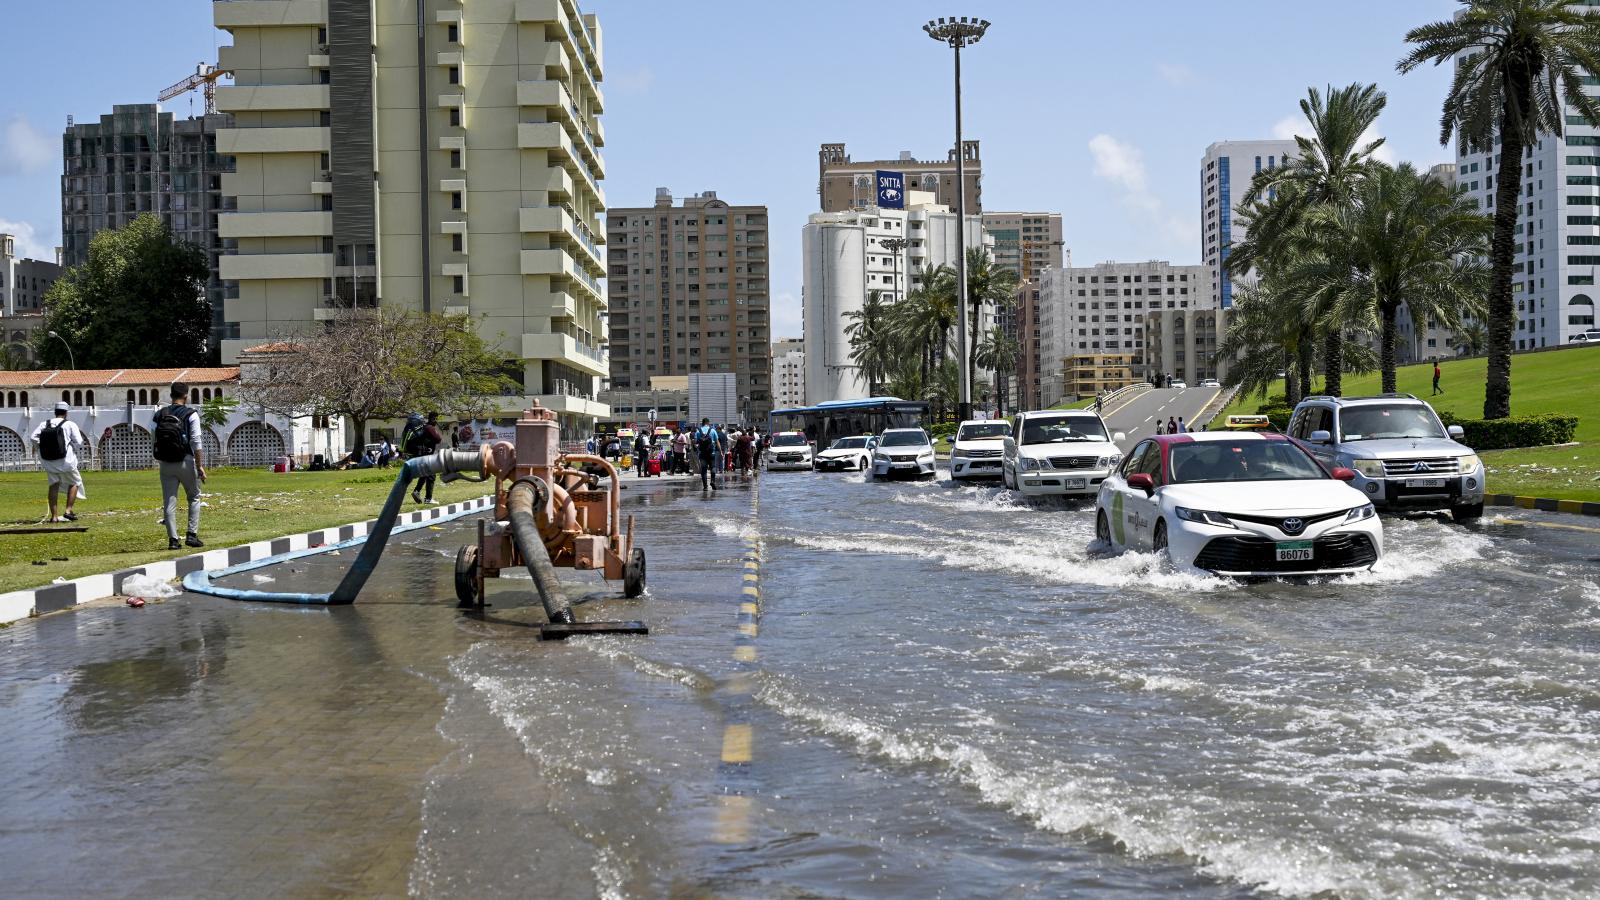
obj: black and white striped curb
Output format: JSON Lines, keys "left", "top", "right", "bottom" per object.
{"left": 0, "top": 495, "right": 494, "bottom": 625}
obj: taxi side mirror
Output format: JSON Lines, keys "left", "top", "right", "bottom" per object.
{"left": 1126, "top": 473, "right": 1154, "bottom": 494}
{"left": 1331, "top": 467, "right": 1357, "bottom": 482}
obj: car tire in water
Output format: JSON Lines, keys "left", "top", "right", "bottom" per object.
{"left": 1095, "top": 510, "right": 1111, "bottom": 545}
{"left": 1153, "top": 520, "right": 1169, "bottom": 555}
{"left": 858, "top": 457, "right": 868, "bottom": 472}
{"left": 1003, "top": 466, "right": 1015, "bottom": 490}
{"left": 1451, "top": 502, "right": 1484, "bottom": 524}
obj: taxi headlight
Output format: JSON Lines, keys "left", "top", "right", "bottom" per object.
{"left": 1175, "top": 507, "right": 1236, "bottom": 528}
{"left": 1344, "top": 503, "right": 1377, "bottom": 523}
{"left": 1458, "top": 453, "right": 1481, "bottom": 474}
{"left": 1350, "top": 458, "right": 1386, "bottom": 478}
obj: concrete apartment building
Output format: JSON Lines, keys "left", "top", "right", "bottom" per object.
{"left": 981, "top": 212, "right": 1063, "bottom": 282}
{"left": 0, "top": 236, "right": 63, "bottom": 365}
{"left": 819, "top": 142, "right": 982, "bottom": 213}
{"left": 802, "top": 199, "right": 991, "bottom": 404}
{"left": 1201, "top": 139, "right": 1296, "bottom": 309}
{"left": 1144, "top": 307, "right": 1231, "bottom": 386}
{"left": 61, "top": 104, "right": 234, "bottom": 351}
{"left": 212, "top": 0, "right": 610, "bottom": 440}
{"left": 772, "top": 337, "right": 804, "bottom": 409}
{"left": 1037, "top": 260, "right": 1212, "bottom": 404}
{"left": 604, "top": 188, "right": 772, "bottom": 422}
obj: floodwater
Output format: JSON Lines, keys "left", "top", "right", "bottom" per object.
{"left": 2, "top": 469, "right": 1599, "bottom": 898}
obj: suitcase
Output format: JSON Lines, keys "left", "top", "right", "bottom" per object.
{"left": 648, "top": 456, "right": 662, "bottom": 477}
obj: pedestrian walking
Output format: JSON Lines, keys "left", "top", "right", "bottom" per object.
{"left": 1432, "top": 362, "right": 1444, "bottom": 395}
{"left": 736, "top": 430, "right": 755, "bottom": 475}
{"left": 153, "top": 383, "right": 207, "bottom": 550}
{"left": 671, "top": 428, "right": 688, "bottom": 475}
{"left": 586, "top": 433, "right": 597, "bottom": 455}
{"left": 1176, "top": 417, "right": 1188, "bottom": 434}
{"left": 695, "top": 418, "right": 719, "bottom": 489}
{"left": 634, "top": 431, "right": 649, "bottom": 477}
{"left": 1166, "top": 416, "right": 1178, "bottom": 434}
{"left": 450, "top": 424, "right": 461, "bottom": 450}
{"left": 406, "top": 412, "right": 444, "bottom": 504}
{"left": 29, "top": 400, "right": 87, "bottom": 523}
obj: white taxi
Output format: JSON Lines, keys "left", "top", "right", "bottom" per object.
{"left": 765, "top": 431, "right": 814, "bottom": 471}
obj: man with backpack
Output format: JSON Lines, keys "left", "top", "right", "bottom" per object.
{"left": 694, "top": 418, "right": 720, "bottom": 489}
{"left": 152, "top": 383, "right": 206, "bottom": 550}
{"left": 404, "top": 412, "right": 444, "bottom": 504}
{"left": 30, "top": 400, "right": 87, "bottom": 523}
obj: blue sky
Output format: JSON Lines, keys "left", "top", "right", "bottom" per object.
{"left": 0, "top": 0, "right": 1460, "bottom": 339}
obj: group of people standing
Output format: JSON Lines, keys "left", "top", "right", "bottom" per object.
{"left": 588, "top": 420, "right": 770, "bottom": 489}
{"left": 1154, "top": 416, "right": 1189, "bottom": 435}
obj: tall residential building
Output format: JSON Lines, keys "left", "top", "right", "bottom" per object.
{"left": 604, "top": 189, "right": 772, "bottom": 422}
{"left": 818, "top": 143, "right": 982, "bottom": 213}
{"left": 1200, "top": 139, "right": 1296, "bottom": 309}
{"left": 1454, "top": 115, "right": 1600, "bottom": 347}
{"left": 0, "top": 235, "right": 62, "bottom": 365}
{"left": 61, "top": 104, "right": 234, "bottom": 350}
{"left": 1013, "top": 279, "right": 1044, "bottom": 410}
{"left": 1038, "top": 260, "right": 1212, "bottom": 404}
{"left": 212, "top": 0, "right": 610, "bottom": 440}
{"left": 802, "top": 201, "right": 992, "bottom": 404}
{"left": 980, "top": 211, "right": 1064, "bottom": 281}
{"left": 772, "top": 338, "right": 804, "bottom": 409}
{"left": 1144, "top": 307, "right": 1232, "bottom": 386}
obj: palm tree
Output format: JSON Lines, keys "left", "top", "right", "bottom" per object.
{"left": 961, "top": 247, "right": 1021, "bottom": 409}
{"left": 889, "top": 264, "right": 957, "bottom": 386}
{"left": 1297, "top": 163, "right": 1492, "bottom": 392}
{"left": 844, "top": 290, "right": 894, "bottom": 394}
{"left": 1217, "top": 278, "right": 1314, "bottom": 405}
{"left": 1456, "top": 320, "right": 1489, "bottom": 356}
{"left": 974, "top": 326, "right": 1020, "bottom": 416}
{"left": 1228, "top": 83, "right": 1390, "bottom": 395}
{"left": 1400, "top": 0, "right": 1600, "bottom": 417}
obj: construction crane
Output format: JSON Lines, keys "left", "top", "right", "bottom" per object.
{"left": 159, "top": 63, "right": 230, "bottom": 115}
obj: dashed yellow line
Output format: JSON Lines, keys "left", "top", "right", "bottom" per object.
{"left": 721, "top": 724, "right": 753, "bottom": 763}
{"left": 1493, "top": 516, "right": 1600, "bottom": 534}
{"left": 738, "top": 622, "right": 758, "bottom": 637}
{"left": 742, "top": 585, "right": 760, "bottom": 598}
{"left": 740, "top": 602, "right": 758, "bottom": 615}
{"left": 713, "top": 794, "right": 753, "bottom": 844}
{"left": 733, "top": 645, "right": 757, "bottom": 663}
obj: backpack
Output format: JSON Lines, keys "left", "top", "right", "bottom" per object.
{"left": 38, "top": 419, "right": 68, "bottom": 462}
{"left": 695, "top": 425, "right": 715, "bottom": 455}
{"left": 401, "top": 413, "right": 427, "bottom": 456}
{"left": 152, "top": 405, "right": 194, "bottom": 462}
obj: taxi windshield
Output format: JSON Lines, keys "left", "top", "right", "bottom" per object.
{"left": 829, "top": 437, "right": 869, "bottom": 449}
{"left": 1169, "top": 441, "right": 1326, "bottom": 483}
{"left": 771, "top": 433, "right": 808, "bottom": 447}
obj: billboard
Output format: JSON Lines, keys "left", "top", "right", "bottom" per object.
{"left": 876, "top": 170, "right": 906, "bottom": 209}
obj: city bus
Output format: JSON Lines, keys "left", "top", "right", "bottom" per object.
{"left": 769, "top": 397, "right": 930, "bottom": 448}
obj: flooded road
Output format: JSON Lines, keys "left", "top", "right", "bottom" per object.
{"left": 3, "top": 470, "right": 1600, "bottom": 897}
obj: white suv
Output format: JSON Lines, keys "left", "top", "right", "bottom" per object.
{"left": 765, "top": 431, "right": 814, "bottom": 471}
{"left": 949, "top": 419, "right": 1011, "bottom": 481}
{"left": 1002, "top": 410, "right": 1125, "bottom": 497}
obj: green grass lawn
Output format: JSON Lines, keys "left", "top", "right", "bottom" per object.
{"left": 1220, "top": 346, "right": 1600, "bottom": 501}
{"left": 0, "top": 466, "right": 482, "bottom": 595}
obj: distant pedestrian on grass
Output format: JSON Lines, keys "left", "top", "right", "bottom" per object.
{"left": 153, "top": 383, "right": 206, "bottom": 550}
{"left": 29, "top": 400, "right": 87, "bottom": 523}
{"left": 1432, "top": 362, "right": 1443, "bottom": 396}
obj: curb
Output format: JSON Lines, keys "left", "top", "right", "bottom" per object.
{"left": 1486, "top": 493, "right": 1600, "bottom": 517}
{"left": 0, "top": 494, "right": 494, "bottom": 626}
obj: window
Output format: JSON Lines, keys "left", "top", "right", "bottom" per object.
{"left": 1571, "top": 275, "right": 1595, "bottom": 285}
{"left": 451, "top": 192, "right": 462, "bottom": 210}
{"left": 449, "top": 108, "right": 461, "bottom": 127}
{"left": 450, "top": 148, "right": 462, "bottom": 169}
{"left": 447, "top": 23, "right": 459, "bottom": 42}
{"left": 451, "top": 233, "right": 463, "bottom": 252}
{"left": 448, "top": 66, "right": 460, "bottom": 85}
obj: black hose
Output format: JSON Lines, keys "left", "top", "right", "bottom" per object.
{"left": 506, "top": 477, "right": 575, "bottom": 624}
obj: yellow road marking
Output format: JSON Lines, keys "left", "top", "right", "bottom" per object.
{"left": 733, "top": 645, "right": 757, "bottom": 662}
{"left": 712, "top": 794, "right": 752, "bottom": 844}
{"left": 721, "top": 724, "right": 753, "bottom": 763}
{"left": 742, "top": 585, "right": 760, "bottom": 597}
{"left": 738, "top": 622, "right": 758, "bottom": 637}
{"left": 722, "top": 672, "right": 756, "bottom": 694}
{"left": 741, "top": 602, "right": 759, "bottom": 614}
{"left": 743, "top": 572, "right": 760, "bottom": 582}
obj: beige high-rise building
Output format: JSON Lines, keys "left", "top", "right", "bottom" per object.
{"left": 980, "top": 212, "right": 1063, "bottom": 282}
{"left": 818, "top": 143, "right": 981, "bottom": 213}
{"left": 213, "top": 0, "right": 609, "bottom": 440}
{"left": 604, "top": 189, "right": 772, "bottom": 422}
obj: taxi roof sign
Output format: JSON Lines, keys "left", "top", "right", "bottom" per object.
{"left": 1223, "top": 414, "right": 1274, "bottom": 430}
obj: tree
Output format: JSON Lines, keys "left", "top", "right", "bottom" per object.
{"left": 1228, "top": 83, "right": 1390, "bottom": 397}
{"left": 198, "top": 395, "right": 238, "bottom": 430}
{"left": 961, "top": 247, "right": 1020, "bottom": 409}
{"left": 844, "top": 290, "right": 895, "bottom": 394}
{"left": 0, "top": 343, "right": 33, "bottom": 372}
{"left": 889, "top": 264, "right": 957, "bottom": 387}
{"left": 1400, "top": 0, "right": 1600, "bottom": 417}
{"left": 1456, "top": 320, "right": 1489, "bottom": 356}
{"left": 1298, "top": 163, "right": 1491, "bottom": 392}
{"left": 974, "top": 326, "right": 1020, "bottom": 416}
{"left": 34, "top": 214, "right": 211, "bottom": 368}
{"left": 240, "top": 309, "right": 519, "bottom": 446}
{"left": 1217, "top": 278, "right": 1314, "bottom": 405}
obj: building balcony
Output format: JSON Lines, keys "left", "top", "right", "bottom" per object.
{"left": 536, "top": 393, "right": 608, "bottom": 419}
{"left": 519, "top": 206, "right": 605, "bottom": 275}
{"left": 308, "top": 53, "right": 329, "bottom": 68}
{"left": 436, "top": 51, "right": 462, "bottom": 66}
{"left": 217, "top": 126, "right": 329, "bottom": 155}
{"left": 219, "top": 252, "right": 333, "bottom": 281}
{"left": 543, "top": 167, "right": 573, "bottom": 201}
{"left": 515, "top": 0, "right": 602, "bottom": 88}
{"left": 521, "top": 331, "right": 608, "bottom": 377}
{"left": 517, "top": 123, "right": 604, "bottom": 206}
{"left": 215, "top": 84, "right": 330, "bottom": 113}
{"left": 439, "top": 93, "right": 465, "bottom": 109}
{"left": 217, "top": 210, "right": 332, "bottom": 239}
{"left": 436, "top": 8, "right": 463, "bottom": 24}
{"left": 214, "top": 0, "right": 327, "bottom": 29}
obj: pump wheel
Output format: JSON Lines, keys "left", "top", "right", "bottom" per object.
{"left": 454, "top": 544, "right": 481, "bottom": 608}
{"left": 623, "top": 548, "right": 646, "bottom": 598}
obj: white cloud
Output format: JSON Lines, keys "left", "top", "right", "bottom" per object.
{"left": 1156, "top": 63, "right": 1194, "bottom": 87}
{"left": 0, "top": 219, "right": 55, "bottom": 261}
{"left": 1087, "top": 134, "right": 1196, "bottom": 247}
{"left": 1271, "top": 113, "right": 1395, "bottom": 164}
{"left": 0, "top": 116, "right": 52, "bottom": 175}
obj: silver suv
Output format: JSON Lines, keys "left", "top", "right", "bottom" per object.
{"left": 1286, "top": 394, "right": 1485, "bottom": 522}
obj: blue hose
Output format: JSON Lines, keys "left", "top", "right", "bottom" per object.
{"left": 183, "top": 451, "right": 488, "bottom": 605}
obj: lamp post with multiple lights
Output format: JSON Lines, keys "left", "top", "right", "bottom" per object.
{"left": 923, "top": 15, "right": 989, "bottom": 422}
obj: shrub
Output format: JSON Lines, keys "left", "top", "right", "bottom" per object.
{"left": 927, "top": 422, "right": 959, "bottom": 440}
{"left": 1435, "top": 412, "right": 1578, "bottom": 451}
{"left": 1253, "top": 399, "right": 1293, "bottom": 431}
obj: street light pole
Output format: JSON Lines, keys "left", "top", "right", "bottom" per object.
{"left": 925, "top": 16, "right": 989, "bottom": 423}
{"left": 47, "top": 330, "right": 76, "bottom": 370}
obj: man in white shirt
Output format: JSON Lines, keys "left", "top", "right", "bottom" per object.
{"left": 30, "top": 400, "right": 88, "bottom": 523}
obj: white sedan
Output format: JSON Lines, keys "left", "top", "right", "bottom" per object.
{"left": 870, "top": 428, "right": 937, "bottom": 480}
{"left": 1095, "top": 432, "right": 1383, "bottom": 577}
{"left": 949, "top": 419, "right": 1010, "bottom": 481}
{"left": 814, "top": 435, "right": 878, "bottom": 472}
